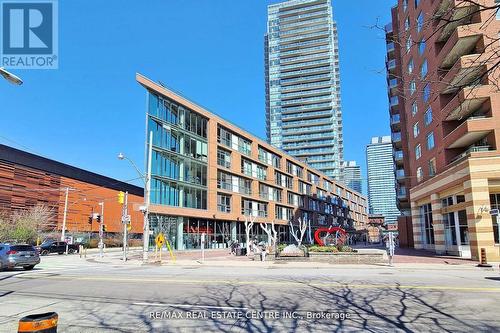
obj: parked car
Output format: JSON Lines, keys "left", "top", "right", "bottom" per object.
{"left": 0, "top": 244, "right": 40, "bottom": 270}
{"left": 39, "top": 240, "right": 79, "bottom": 255}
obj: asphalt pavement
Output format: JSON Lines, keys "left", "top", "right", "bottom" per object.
{"left": 0, "top": 250, "right": 499, "bottom": 332}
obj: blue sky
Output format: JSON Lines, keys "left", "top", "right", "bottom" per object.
{"left": 0, "top": 0, "right": 393, "bottom": 192}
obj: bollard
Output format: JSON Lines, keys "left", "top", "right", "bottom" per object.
{"left": 18, "top": 312, "right": 58, "bottom": 333}
{"left": 477, "top": 247, "right": 492, "bottom": 267}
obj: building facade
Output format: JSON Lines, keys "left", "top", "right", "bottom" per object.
{"left": 341, "top": 161, "right": 362, "bottom": 193}
{"left": 366, "top": 136, "right": 401, "bottom": 225}
{"left": 0, "top": 144, "right": 144, "bottom": 236}
{"left": 137, "top": 73, "right": 368, "bottom": 251}
{"left": 386, "top": 0, "right": 500, "bottom": 260}
{"left": 264, "top": 0, "right": 343, "bottom": 180}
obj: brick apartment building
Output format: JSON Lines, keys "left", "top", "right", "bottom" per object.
{"left": 386, "top": 0, "right": 500, "bottom": 260}
{"left": 0, "top": 144, "right": 144, "bottom": 236}
{"left": 136, "top": 73, "right": 369, "bottom": 250}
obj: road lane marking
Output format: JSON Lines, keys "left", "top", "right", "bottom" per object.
{"left": 12, "top": 274, "right": 500, "bottom": 293}
{"left": 132, "top": 302, "right": 248, "bottom": 310}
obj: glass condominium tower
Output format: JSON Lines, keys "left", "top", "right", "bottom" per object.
{"left": 265, "top": 0, "right": 343, "bottom": 180}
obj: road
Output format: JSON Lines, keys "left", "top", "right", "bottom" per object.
{"left": 1, "top": 252, "right": 500, "bottom": 332}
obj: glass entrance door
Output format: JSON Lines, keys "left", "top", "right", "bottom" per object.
{"left": 456, "top": 210, "right": 471, "bottom": 258}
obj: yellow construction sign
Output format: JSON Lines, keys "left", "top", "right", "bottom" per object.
{"left": 155, "top": 232, "right": 165, "bottom": 248}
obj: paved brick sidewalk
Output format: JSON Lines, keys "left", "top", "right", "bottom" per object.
{"left": 394, "top": 248, "right": 477, "bottom": 265}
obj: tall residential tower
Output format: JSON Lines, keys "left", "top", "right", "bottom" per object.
{"left": 341, "top": 161, "right": 362, "bottom": 194}
{"left": 366, "top": 136, "right": 400, "bottom": 225}
{"left": 386, "top": 0, "right": 500, "bottom": 260}
{"left": 265, "top": 0, "right": 343, "bottom": 180}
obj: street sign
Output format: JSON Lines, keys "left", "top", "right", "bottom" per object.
{"left": 490, "top": 209, "right": 499, "bottom": 216}
{"left": 121, "top": 214, "right": 131, "bottom": 224}
{"left": 155, "top": 233, "right": 165, "bottom": 248}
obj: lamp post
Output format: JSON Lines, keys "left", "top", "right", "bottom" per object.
{"left": 0, "top": 67, "right": 23, "bottom": 85}
{"left": 118, "top": 131, "right": 153, "bottom": 262}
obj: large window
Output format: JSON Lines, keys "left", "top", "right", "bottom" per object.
{"left": 242, "top": 159, "right": 267, "bottom": 180}
{"left": 429, "top": 158, "right": 436, "bottom": 176}
{"left": 152, "top": 151, "right": 207, "bottom": 186}
{"left": 242, "top": 199, "right": 268, "bottom": 217}
{"left": 427, "top": 132, "right": 435, "bottom": 150}
{"left": 258, "top": 147, "right": 281, "bottom": 168}
{"left": 275, "top": 171, "right": 293, "bottom": 189}
{"left": 412, "top": 101, "right": 418, "bottom": 116}
{"left": 418, "top": 40, "right": 426, "bottom": 55}
{"left": 275, "top": 205, "right": 293, "bottom": 221}
{"left": 420, "top": 59, "right": 428, "bottom": 78}
{"left": 407, "top": 58, "right": 414, "bottom": 74}
{"left": 217, "top": 171, "right": 251, "bottom": 195}
{"left": 415, "top": 144, "right": 422, "bottom": 160}
{"left": 423, "top": 84, "right": 431, "bottom": 103}
{"left": 148, "top": 93, "right": 208, "bottom": 138}
{"left": 217, "top": 126, "right": 252, "bottom": 156}
{"left": 420, "top": 203, "right": 434, "bottom": 245}
{"left": 299, "top": 181, "right": 311, "bottom": 195}
{"left": 286, "top": 161, "right": 303, "bottom": 178}
{"left": 424, "top": 107, "right": 432, "bottom": 126}
{"left": 148, "top": 118, "right": 208, "bottom": 162}
{"left": 413, "top": 122, "right": 420, "bottom": 138}
{"left": 217, "top": 194, "right": 231, "bottom": 213}
{"left": 217, "top": 148, "right": 231, "bottom": 168}
{"left": 417, "top": 12, "right": 424, "bottom": 32}
{"left": 410, "top": 80, "right": 416, "bottom": 95}
{"left": 259, "top": 184, "right": 282, "bottom": 202}
{"left": 150, "top": 178, "right": 207, "bottom": 209}
{"left": 416, "top": 167, "right": 423, "bottom": 182}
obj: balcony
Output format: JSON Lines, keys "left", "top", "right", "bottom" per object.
{"left": 443, "top": 117, "right": 495, "bottom": 149}
{"left": 389, "top": 96, "right": 399, "bottom": 108}
{"left": 396, "top": 169, "right": 405, "bottom": 181}
{"left": 388, "top": 78, "right": 398, "bottom": 94}
{"left": 397, "top": 186, "right": 407, "bottom": 200}
{"left": 392, "top": 132, "right": 402, "bottom": 148}
{"left": 394, "top": 150, "right": 404, "bottom": 165}
{"left": 386, "top": 42, "right": 395, "bottom": 54}
{"left": 449, "top": 145, "right": 494, "bottom": 165}
{"left": 438, "top": 23, "right": 482, "bottom": 69}
{"left": 390, "top": 114, "right": 401, "bottom": 130}
{"left": 441, "top": 85, "right": 492, "bottom": 121}
{"left": 387, "top": 59, "right": 396, "bottom": 73}
{"left": 436, "top": 0, "right": 479, "bottom": 43}
{"left": 440, "top": 54, "right": 486, "bottom": 95}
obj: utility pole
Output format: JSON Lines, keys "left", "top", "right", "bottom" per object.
{"left": 98, "top": 202, "right": 104, "bottom": 258}
{"left": 122, "top": 191, "right": 129, "bottom": 261}
{"left": 143, "top": 131, "right": 153, "bottom": 261}
{"left": 61, "top": 187, "right": 69, "bottom": 241}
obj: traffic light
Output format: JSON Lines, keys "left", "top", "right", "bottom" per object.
{"left": 88, "top": 216, "right": 92, "bottom": 225}
{"left": 118, "top": 191, "right": 125, "bottom": 204}
{"left": 102, "top": 225, "right": 107, "bottom": 232}
{"left": 127, "top": 222, "right": 132, "bottom": 231}
{"left": 96, "top": 215, "right": 101, "bottom": 223}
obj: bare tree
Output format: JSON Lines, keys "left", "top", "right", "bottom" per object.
{"left": 289, "top": 217, "right": 308, "bottom": 247}
{"left": 260, "top": 220, "right": 278, "bottom": 253}
{"left": 244, "top": 215, "right": 255, "bottom": 256}
{"left": 3, "top": 204, "right": 56, "bottom": 243}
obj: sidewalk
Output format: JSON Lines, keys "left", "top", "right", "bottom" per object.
{"left": 86, "top": 248, "right": 491, "bottom": 271}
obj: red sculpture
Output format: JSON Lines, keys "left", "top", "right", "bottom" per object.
{"left": 314, "top": 226, "right": 346, "bottom": 246}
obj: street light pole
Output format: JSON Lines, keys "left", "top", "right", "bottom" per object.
{"left": 117, "top": 129, "right": 153, "bottom": 262}
{"left": 143, "top": 131, "right": 153, "bottom": 261}
{"left": 61, "top": 187, "right": 69, "bottom": 241}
